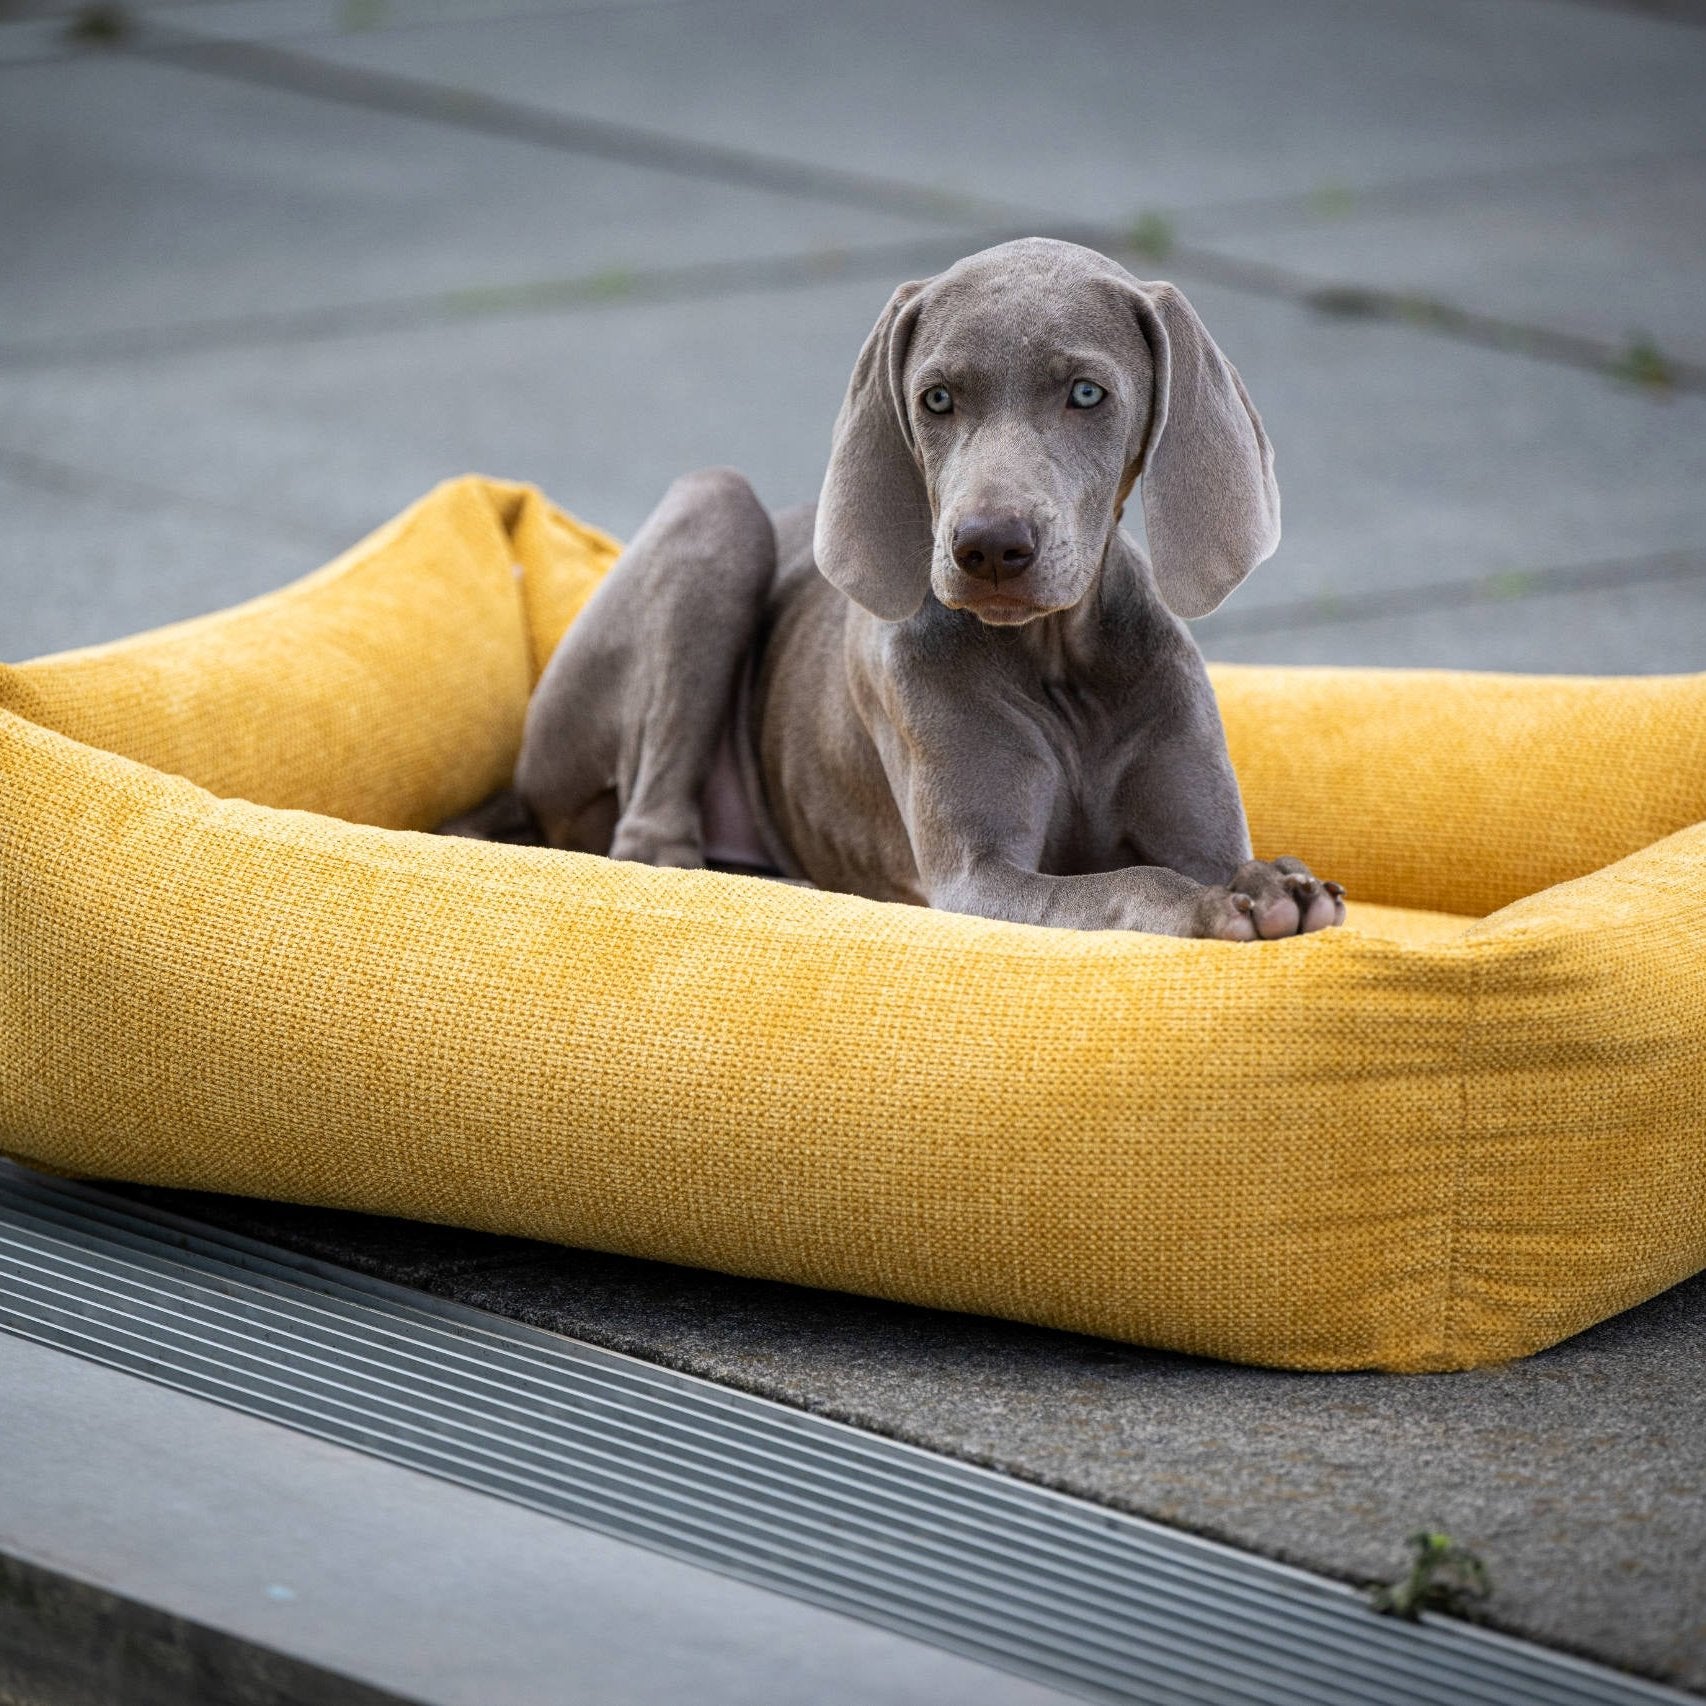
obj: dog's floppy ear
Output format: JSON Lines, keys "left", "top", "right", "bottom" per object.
{"left": 1128, "top": 282, "right": 1279, "bottom": 619}
{"left": 814, "top": 278, "right": 934, "bottom": 621}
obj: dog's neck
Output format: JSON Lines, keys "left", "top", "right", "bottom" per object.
{"left": 910, "top": 530, "right": 1166, "bottom": 686}
{"left": 1013, "top": 593, "right": 1105, "bottom": 683}
{"left": 991, "top": 527, "right": 1156, "bottom": 679}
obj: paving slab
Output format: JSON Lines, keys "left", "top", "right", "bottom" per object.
{"left": 113, "top": 1184, "right": 1706, "bottom": 1696}
{"left": 287, "top": 0, "right": 1706, "bottom": 218}
{"left": 5, "top": 273, "right": 1703, "bottom": 664}
{"left": 1179, "top": 151, "right": 1706, "bottom": 370}
{"left": 0, "top": 47, "right": 937, "bottom": 347}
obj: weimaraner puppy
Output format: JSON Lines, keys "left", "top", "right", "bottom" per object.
{"left": 446, "top": 237, "right": 1345, "bottom": 941}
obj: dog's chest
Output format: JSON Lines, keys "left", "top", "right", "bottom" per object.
{"left": 1031, "top": 676, "right": 1154, "bottom": 872}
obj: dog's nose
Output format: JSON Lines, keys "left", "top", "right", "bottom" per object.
{"left": 952, "top": 514, "right": 1036, "bottom": 582}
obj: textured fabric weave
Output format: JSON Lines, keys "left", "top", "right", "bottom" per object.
{"left": 2, "top": 475, "right": 1701, "bottom": 1371}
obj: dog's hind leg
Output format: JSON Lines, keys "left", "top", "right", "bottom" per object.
{"left": 438, "top": 787, "right": 546, "bottom": 844}
{"left": 513, "top": 468, "right": 777, "bottom": 867}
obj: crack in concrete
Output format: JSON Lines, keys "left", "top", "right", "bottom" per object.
{"left": 131, "top": 23, "right": 1004, "bottom": 224}
{"left": 5, "top": 215, "right": 1701, "bottom": 398}
{"left": 1170, "top": 143, "right": 1706, "bottom": 233}
{"left": 0, "top": 233, "right": 1003, "bottom": 367}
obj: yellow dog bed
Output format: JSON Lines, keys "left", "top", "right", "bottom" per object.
{"left": 3, "top": 476, "right": 1703, "bottom": 1373}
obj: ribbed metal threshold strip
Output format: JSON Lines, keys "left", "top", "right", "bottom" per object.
{"left": 0, "top": 1162, "right": 1682, "bottom": 1706}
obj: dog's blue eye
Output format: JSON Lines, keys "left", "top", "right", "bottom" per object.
{"left": 1069, "top": 380, "right": 1105, "bottom": 409}
{"left": 922, "top": 386, "right": 953, "bottom": 415}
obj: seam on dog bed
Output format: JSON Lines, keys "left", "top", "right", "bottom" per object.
{"left": 1442, "top": 938, "right": 1480, "bottom": 1369}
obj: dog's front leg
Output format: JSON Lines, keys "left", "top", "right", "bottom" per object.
{"left": 880, "top": 723, "right": 1339, "bottom": 942}
{"left": 875, "top": 730, "right": 1221, "bottom": 937}
{"left": 1112, "top": 672, "right": 1347, "bottom": 940}
{"left": 929, "top": 848, "right": 1341, "bottom": 941}
{"left": 931, "top": 856, "right": 1212, "bottom": 937}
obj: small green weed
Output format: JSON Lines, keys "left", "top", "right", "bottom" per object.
{"left": 64, "top": 3, "right": 130, "bottom": 43}
{"left": 579, "top": 266, "right": 638, "bottom": 302}
{"left": 1127, "top": 212, "right": 1175, "bottom": 264}
{"left": 442, "top": 267, "right": 636, "bottom": 318}
{"left": 1393, "top": 293, "right": 1458, "bottom": 329}
{"left": 1613, "top": 334, "right": 1675, "bottom": 392}
{"left": 1309, "top": 182, "right": 1357, "bottom": 218}
{"left": 1370, "top": 1530, "right": 1492, "bottom": 1621}
{"left": 1480, "top": 570, "right": 1533, "bottom": 601}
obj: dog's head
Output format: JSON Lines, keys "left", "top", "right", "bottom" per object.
{"left": 814, "top": 238, "right": 1278, "bottom": 625}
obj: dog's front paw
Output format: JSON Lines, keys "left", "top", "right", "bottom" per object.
{"left": 1193, "top": 856, "right": 1345, "bottom": 941}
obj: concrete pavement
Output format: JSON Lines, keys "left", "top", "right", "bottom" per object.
{"left": 4, "top": 0, "right": 1704, "bottom": 667}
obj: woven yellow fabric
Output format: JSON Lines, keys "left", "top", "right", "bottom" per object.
{"left": 0, "top": 480, "right": 538, "bottom": 830}
{"left": 1218, "top": 662, "right": 1706, "bottom": 917}
{"left": 3, "top": 475, "right": 1702, "bottom": 1371}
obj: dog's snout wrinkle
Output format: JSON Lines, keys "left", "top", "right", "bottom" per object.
{"left": 951, "top": 514, "right": 1037, "bottom": 584}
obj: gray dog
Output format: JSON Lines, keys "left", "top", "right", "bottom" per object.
{"left": 447, "top": 237, "right": 1344, "bottom": 941}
